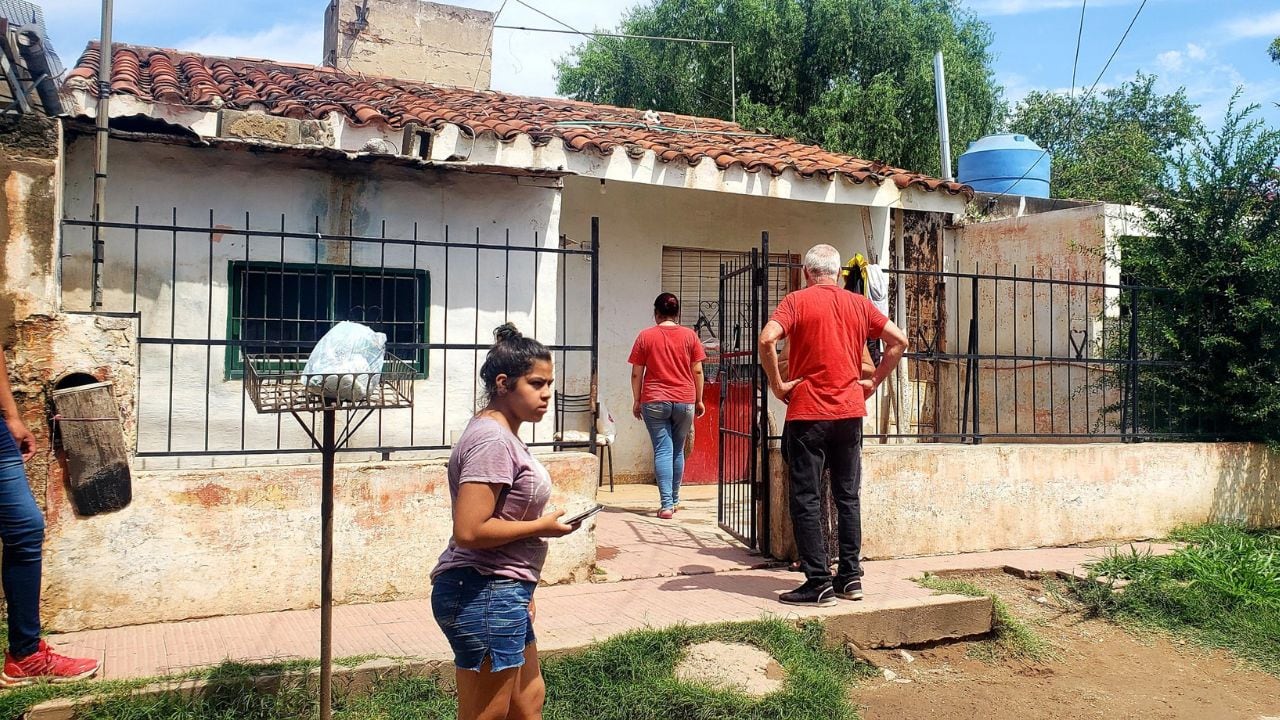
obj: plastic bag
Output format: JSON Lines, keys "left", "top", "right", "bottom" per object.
{"left": 597, "top": 399, "right": 616, "bottom": 440}
{"left": 303, "top": 321, "right": 387, "bottom": 401}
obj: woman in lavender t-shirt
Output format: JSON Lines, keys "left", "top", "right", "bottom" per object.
{"left": 431, "top": 323, "right": 575, "bottom": 720}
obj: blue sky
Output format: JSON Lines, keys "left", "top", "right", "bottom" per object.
{"left": 42, "top": 0, "right": 1280, "bottom": 130}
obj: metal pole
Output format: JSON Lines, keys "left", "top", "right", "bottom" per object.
{"left": 933, "top": 51, "right": 953, "bottom": 182}
{"left": 91, "top": 0, "right": 113, "bottom": 308}
{"left": 730, "top": 44, "right": 737, "bottom": 124}
{"left": 589, "top": 217, "right": 600, "bottom": 453}
{"left": 319, "top": 406, "right": 335, "bottom": 720}
{"left": 756, "top": 232, "right": 769, "bottom": 557}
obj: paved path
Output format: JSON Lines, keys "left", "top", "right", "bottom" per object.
{"left": 49, "top": 507, "right": 1165, "bottom": 681}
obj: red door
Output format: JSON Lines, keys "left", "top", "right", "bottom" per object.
{"left": 683, "top": 379, "right": 721, "bottom": 484}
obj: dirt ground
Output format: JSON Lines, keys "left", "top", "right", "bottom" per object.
{"left": 853, "top": 572, "right": 1280, "bottom": 720}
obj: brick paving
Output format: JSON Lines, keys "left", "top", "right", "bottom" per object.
{"left": 46, "top": 483, "right": 1169, "bottom": 681}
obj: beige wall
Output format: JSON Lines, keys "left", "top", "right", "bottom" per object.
{"left": 944, "top": 203, "right": 1139, "bottom": 439}
{"left": 561, "top": 176, "right": 876, "bottom": 482}
{"left": 42, "top": 451, "right": 599, "bottom": 631}
{"left": 770, "top": 441, "right": 1279, "bottom": 561}
{"left": 324, "top": 0, "right": 494, "bottom": 88}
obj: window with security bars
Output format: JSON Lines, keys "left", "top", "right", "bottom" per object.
{"left": 660, "top": 246, "right": 801, "bottom": 345}
{"left": 226, "top": 262, "right": 430, "bottom": 377}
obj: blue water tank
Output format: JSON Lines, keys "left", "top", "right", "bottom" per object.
{"left": 957, "top": 133, "right": 1051, "bottom": 198}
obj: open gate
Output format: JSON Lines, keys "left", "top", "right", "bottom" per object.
{"left": 716, "top": 242, "right": 771, "bottom": 554}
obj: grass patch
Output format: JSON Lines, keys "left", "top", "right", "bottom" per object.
{"left": 18, "top": 620, "right": 872, "bottom": 720}
{"left": 1075, "top": 523, "right": 1280, "bottom": 674}
{"left": 916, "top": 573, "right": 1055, "bottom": 663}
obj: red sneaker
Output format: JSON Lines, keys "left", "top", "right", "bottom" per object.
{"left": 1, "top": 641, "right": 99, "bottom": 686}
{"left": 657, "top": 508, "right": 674, "bottom": 519}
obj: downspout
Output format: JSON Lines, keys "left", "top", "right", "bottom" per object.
{"left": 933, "top": 50, "right": 953, "bottom": 182}
{"left": 91, "top": 0, "right": 112, "bottom": 308}
{"left": 15, "top": 29, "right": 62, "bottom": 115}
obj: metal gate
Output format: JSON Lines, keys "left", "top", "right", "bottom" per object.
{"left": 716, "top": 245, "right": 767, "bottom": 552}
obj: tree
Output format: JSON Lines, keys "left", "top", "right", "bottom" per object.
{"left": 1118, "top": 97, "right": 1280, "bottom": 442}
{"left": 1270, "top": 36, "right": 1280, "bottom": 64}
{"left": 554, "top": 0, "right": 1004, "bottom": 179}
{"left": 1005, "top": 74, "right": 1200, "bottom": 204}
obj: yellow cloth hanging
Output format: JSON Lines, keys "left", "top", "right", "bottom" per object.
{"left": 841, "top": 253, "right": 870, "bottom": 294}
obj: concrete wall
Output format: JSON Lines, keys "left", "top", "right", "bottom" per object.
{"left": 769, "top": 442, "right": 1280, "bottom": 561}
{"left": 60, "top": 135, "right": 566, "bottom": 464}
{"left": 42, "top": 451, "right": 599, "bottom": 631}
{"left": 560, "top": 176, "right": 877, "bottom": 482}
{"left": 324, "top": 0, "right": 494, "bottom": 88}
{"left": 945, "top": 203, "right": 1141, "bottom": 439}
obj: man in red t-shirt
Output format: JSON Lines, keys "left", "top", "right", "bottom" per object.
{"left": 759, "top": 244, "right": 909, "bottom": 606}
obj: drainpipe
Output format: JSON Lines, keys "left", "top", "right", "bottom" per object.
{"left": 91, "top": 0, "right": 112, "bottom": 308}
{"left": 933, "top": 50, "right": 953, "bottom": 182}
{"left": 15, "top": 29, "right": 62, "bottom": 115}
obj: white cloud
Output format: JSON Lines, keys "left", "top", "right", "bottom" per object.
{"left": 1156, "top": 50, "right": 1184, "bottom": 73}
{"left": 964, "top": 0, "right": 1133, "bottom": 16}
{"left": 1186, "top": 43, "right": 1206, "bottom": 61}
{"left": 1222, "top": 10, "right": 1280, "bottom": 40}
{"left": 177, "top": 24, "right": 325, "bottom": 66}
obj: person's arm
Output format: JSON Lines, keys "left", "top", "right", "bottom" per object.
{"left": 858, "top": 346, "right": 876, "bottom": 393}
{"left": 870, "top": 319, "right": 909, "bottom": 390}
{"left": 693, "top": 361, "right": 705, "bottom": 417}
{"left": 453, "top": 481, "right": 572, "bottom": 550}
{"left": 630, "top": 365, "right": 645, "bottom": 418}
{"left": 0, "top": 352, "right": 35, "bottom": 462}
{"left": 759, "top": 320, "right": 802, "bottom": 402}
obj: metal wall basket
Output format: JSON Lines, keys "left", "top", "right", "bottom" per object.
{"left": 244, "top": 353, "right": 415, "bottom": 413}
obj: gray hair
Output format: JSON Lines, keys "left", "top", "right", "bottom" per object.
{"left": 803, "top": 244, "right": 841, "bottom": 278}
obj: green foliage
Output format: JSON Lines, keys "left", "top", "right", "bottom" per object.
{"left": 1005, "top": 73, "right": 1200, "bottom": 203}
{"left": 25, "top": 621, "right": 870, "bottom": 720}
{"left": 1270, "top": 36, "right": 1280, "bottom": 65}
{"left": 1117, "top": 97, "right": 1280, "bottom": 442}
{"left": 555, "top": 0, "right": 1004, "bottom": 177}
{"left": 916, "top": 573, "right": 1055, "bottom": 663}
{"left": 1078, "top": 524, "right": 1280, "bottom": 674}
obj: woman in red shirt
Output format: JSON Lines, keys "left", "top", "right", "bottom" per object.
{"left": 628, "top": 293, "right": 706, "bottom": 518}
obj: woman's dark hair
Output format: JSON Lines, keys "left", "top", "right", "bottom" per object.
{"left": 479, "top": 323, "right": 552, "bottom": 402}
{"left": 654, "top": 292, "right": 680, "bottom": 319}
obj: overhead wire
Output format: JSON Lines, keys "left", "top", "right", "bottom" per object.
{"left": 508, "top": 0, "right": 736, "bottom": 118}
{"left": 473, "top": 0, "right": 511, "bottom": 91}
{"left": 992, "top": 0, "right": 1149, "bottom": 201}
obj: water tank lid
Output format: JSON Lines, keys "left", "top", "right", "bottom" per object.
{"left": 962, "top": 133, "right": 1045, "bottom": 154}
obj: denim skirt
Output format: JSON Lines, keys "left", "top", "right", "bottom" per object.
{"left": 431, "top": 567, "right": 537, "bottom": 672}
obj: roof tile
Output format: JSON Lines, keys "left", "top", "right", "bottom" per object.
{"left": 65, "top": 43, "right": 970, "bottom": 198}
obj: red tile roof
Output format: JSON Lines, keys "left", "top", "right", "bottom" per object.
{"left": 66, "top": 44, "right": 971, "bottom": 198}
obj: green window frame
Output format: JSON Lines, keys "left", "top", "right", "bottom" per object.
{"left": 226, "top": 261, "right": 430, "bottom": 378}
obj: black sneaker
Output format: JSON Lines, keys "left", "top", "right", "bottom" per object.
{"left": 834, "top": 575, "right": 863, "bottom": 601}
{"left": 779, "top": 578, "right": 836, "bottom": 606}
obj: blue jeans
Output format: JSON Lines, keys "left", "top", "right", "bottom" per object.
{"left": 431, "top": 567, "right": 536, "bottom": 672}
{"left": 0, "top": 430, "right": 44, "bottom": 658}
{"left": 642, "top": 402, "right": 694, "bottom": 510}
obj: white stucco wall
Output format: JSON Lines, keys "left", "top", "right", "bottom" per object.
{"left": 59, "top": 136, "right": 568, "bottom": 465}
{"left": 560, "top": 176, "right": 878, "bottom": 481}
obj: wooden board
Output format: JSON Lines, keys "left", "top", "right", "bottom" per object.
{"left": 51, "top": 381, "right": 131, "bottom": 516}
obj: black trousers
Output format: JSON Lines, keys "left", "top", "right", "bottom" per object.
{"left": 782, "top": 418, "right": 863, "bottom": 580}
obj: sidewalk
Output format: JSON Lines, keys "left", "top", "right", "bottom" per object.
{"left": 47, "top": 528, "right": 1165, "bottom": 681}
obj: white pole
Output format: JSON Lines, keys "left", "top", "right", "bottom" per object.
{"left": 933, "top": 51, "right": 953, "bottom": 182}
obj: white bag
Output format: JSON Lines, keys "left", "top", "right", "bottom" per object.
{"left": 303, "top": 321, "right": 387, "bottom": 401}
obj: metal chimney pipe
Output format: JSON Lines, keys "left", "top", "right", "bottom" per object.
{"left": 933, "top": 50, "right": 953, "bottom": 182}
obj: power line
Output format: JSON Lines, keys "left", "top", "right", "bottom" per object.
{"left": 993, "top": 0, "right": 1149, "bottom": 200}
{"left": 473, "top": 0, "right": 510, "bottom": 90}
{"left": 508, "top": 0, "right": 737, "bottom": 119}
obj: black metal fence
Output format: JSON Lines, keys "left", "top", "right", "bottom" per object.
{"left": 59, "top": 209, "right": 599, "bottom": 461}
{"left": 757, "top": 243, "right": 1212, "bottom": 444}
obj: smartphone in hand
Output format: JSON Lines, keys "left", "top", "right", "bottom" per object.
{"left": 564, "top": 504, "right": 603, "bottom": 527}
